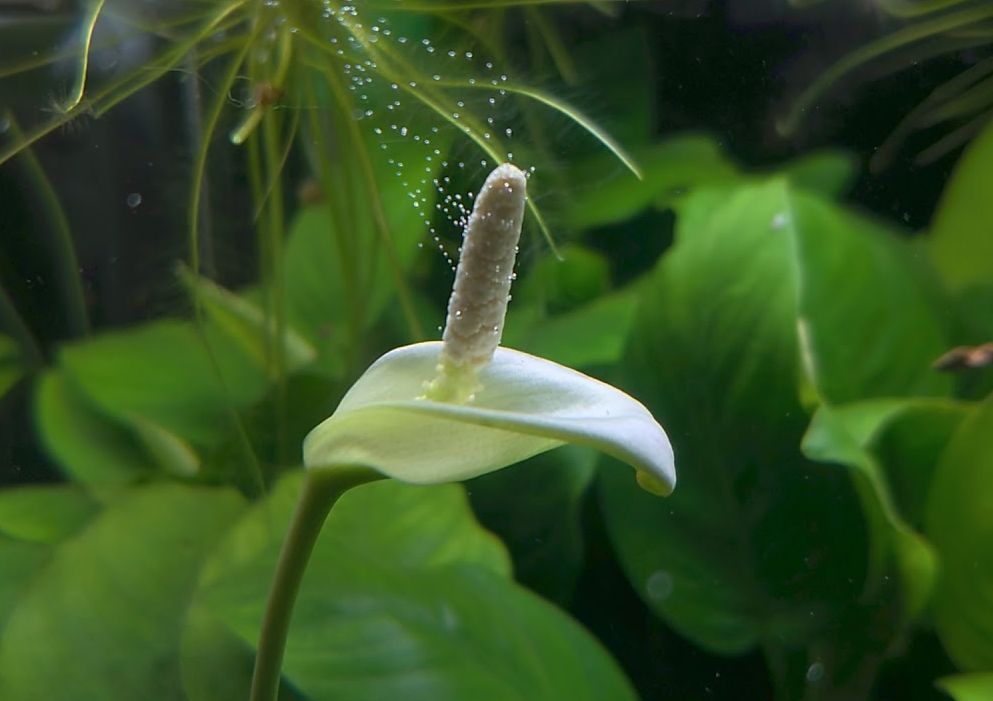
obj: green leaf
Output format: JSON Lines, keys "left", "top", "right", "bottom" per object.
{"left": 775, "top": 149, "right": 859, "bottom": 197}
{"left": 179, "top": 269, "right": 316, "bottom": 377}
{"left": 938, "top": 673, "right": 993, "bottom": 701}
{"left": 791, "top": 190, "right": 951, "bottom": 402}
{"left": 34, "top": 370, "right": 154, "bottom": 484}
{"left": 514, "top": 244, "right": 611, "bottom": 314}
{"left": 930, "top": 115, "right": 993, "bottom": 293}
{"left": 802, "top": 399, "right": 968, "bottom": 616}
{"left": 926, "top": 395, "right": 993, "bottom": 670}
{"left": 601, "top": 179, "right": 950, "bottom": 660}
{"left": 196, "top": 476, "right": 636, "bottom": 701}
{"left": 0, "top": 486, "right": 99, "bottom": 629}
{"left": 58, "top": 319, "right": 269, "bottom": 446}
{"left": 303, "top": 342, "right": 675, "bottom": 495}
{"left": 503, "top": 288, "right": 639, "bottom": 369}
{"left": 0, "top": 485, "right": 98, "bottom": 543}
{"left": 0, "top": 485, "right": 246, "bottom": 701}
{"left": 564, "top": 134, "right": 740, "bottom": 229}
{"left": 469, "top": 445, "right": 597, "bottom": 603}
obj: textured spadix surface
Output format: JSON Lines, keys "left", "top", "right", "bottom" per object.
{"left": 441, "top": 163, "right": 527, "bottom": 370}
{"left": 303, "top": 341, "right": 675, "bottom": 494}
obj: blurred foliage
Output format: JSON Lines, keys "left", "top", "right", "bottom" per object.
{"left": 1, "top": 1, "right": 993, "bottom": 700}
{"left": 782, "top": 0, "right": 993, "bottom": 170}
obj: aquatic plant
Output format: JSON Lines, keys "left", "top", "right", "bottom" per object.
{"left": 249, "top": 162, "right": 674, "bottom": 701}
{"left": 2, "top": 3, "right": 993, "bottom": 700}
{"left": 781, "top": 0, "right": 993, "bottom": 168}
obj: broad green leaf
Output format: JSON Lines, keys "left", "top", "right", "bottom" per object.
{"left": 872, "top": 398, "right": 972, "bottom": 528}
{"left": 927, "top": 395, "right": 993, "bottom": 670}
{"left": 469, "top": 445, "right": 597, "bottom": 603}
{"left": 601, "top": 179, "right": 950, "bottom": 661}
{"left": 0, "top": 486, "right": 99, "bottom": 628}
{"left": 59, "top": 319, "right": 271, "bottom": 445}
{"left": 791, "top": 191, "right": 950, "bottom": 402}
{"left": 938, "top": 673, "right": 993, "bottom": 701}
{"left": 34, "top": 371, "right": 154, "bottom": 484}
{"left": 564, "top": 134, "right": 739, "bottom": 229}
{"left": 196, "top": 476, "right": 636, "bottom": 701}
{"left": 0, "top": 485, "right": 246, "bottom": 701}
{"left": 929, "top": 115, "right": 993, "bottom": 292}
{"left": 179, "top": 269, "right": 316, "bottom": 376}
{"left": 0, "top": 485, "right": 98, "bottom": 543}
{"left": 0, "top": 537, "right": 47, "bottom": 630}
{"left": 514, "top": 244, "right": 611, "bottom": 314}
{"left": 801, "top": 399, "right": 968, "bottom": 616}
{"left": 774, "top": 149, "right": 858, "bottom": 197}
{"left": 303, "top": 342, "right": 675, "bottom": 495}
{"left": 503, "top": 288, "right": 639, "bottom": 369}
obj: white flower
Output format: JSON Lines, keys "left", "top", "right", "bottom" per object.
{"left": 303, "top": 164, "right": 675, "bottom": 495}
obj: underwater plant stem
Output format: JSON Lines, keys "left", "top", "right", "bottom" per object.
{"left": 6, "top": 115, "right": 89, "bottom": 337}
{"left": 0, "top": 283, "right": 44, "bottom": 368}
{"left": 250, "top": 468, "right": 381, "bottom": 701}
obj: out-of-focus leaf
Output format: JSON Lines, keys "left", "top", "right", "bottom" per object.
{"left": 58, "top": 320, "right": 269, "bottom": 446}
{"left": 0, "top": 485, "right": 98, "bottom": 544}
{"left": 0, "top": 485, "right": 246, "bottom": 701}
{"left": 515, "top": 244, "right": 611, "bottom": 313}
{"left": 601, "top": 180, "right": 865, "bottom": 655}
{"left": 565, "top": 134, "right": 740, "bottom": 229}
{"left": 774, "top": 149, "right": 859, "bottom": 197}
{"left": 503, "top": 288, "right": 639, "bottom": 369}
{"left": 930, "top": 115, "right": 993, "bottom": 293}
{"left": 601, "top": 179, "right": 951, "bottom": 682}
{"left": 927, "top": 395, "right": 993, "bottom": 670}
{"left": 873, "top": 398, "right": 972, "bottom": 527}
{"left": 0, "top": 486, "right": 99, "bottom": 628}
{"left": 791, "top": 190, "right": 951, "bottom": 402}
{"left": 802, "top": 399, "right": 967, "bottom": 616}
{"left": 179, "top": 269, "right": 316, "bottom": 376}
{"left": 195, "top": 475, "right": 637, "bottom": 701}
{"left": 469, "top": 445, "right": 597, "bottom": 603}
{"left": 182, "top": 475, "right": 508, "bottom": 701}
{"left": 570, "top": 26, "right": 655, "bottom": 148}
{"left": 34, "top": 371, "right": 153, "bottom": 484}
{"left": 938, "top": 672, "right": 993, "bottom": 701}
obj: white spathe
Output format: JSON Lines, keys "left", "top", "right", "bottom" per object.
{"left": 304, "top": 341, "right": 675, "bottom": 495}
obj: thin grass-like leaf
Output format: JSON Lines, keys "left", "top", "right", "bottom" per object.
{"left": 5, "top": 115, "right": 88, "bottom": 337}
{"left": 779, "top": 3, "right": 993, "bottom": 136}
{"left": 379, "top": 0, "right": 627, "bottom": 11}
{"left": 915, "top": 108, "right": 993, "bottom": 164}
{"left": 443, "top": 79, "right": 642, "bottom": 178}
{"left": 0, "top": 0, "right": 247, "bottom": 166}
{"left": 877, "top": 0, "right": 976, "bottom": 19}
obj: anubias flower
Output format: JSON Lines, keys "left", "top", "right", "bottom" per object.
{"left": 303, "top": 163, "right": 675, "bottom": 495}
{"left": 251, "top": 163, "right": 675, "bottom": 701}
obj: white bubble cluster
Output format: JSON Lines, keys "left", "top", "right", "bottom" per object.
{"left": 308, "top": 5, "right": 527, "bottom": 269}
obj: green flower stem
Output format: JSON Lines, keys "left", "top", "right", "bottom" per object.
{"left": 250, "top": 466, "right": 382, "bottom": 701}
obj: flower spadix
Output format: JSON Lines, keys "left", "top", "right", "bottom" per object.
{"left": 250, "top": 164, "right": 676, "bottom": 701}
{"left": 303, "top": 163, "right": 675, "bottom": 495}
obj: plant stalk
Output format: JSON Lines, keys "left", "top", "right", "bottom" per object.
{"left": 249, "top": 467, "right": 381, "bottom": 701}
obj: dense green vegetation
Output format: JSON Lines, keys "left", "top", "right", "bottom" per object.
{"left": 1, "top": 1, "right": 992, "bottom": 699}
